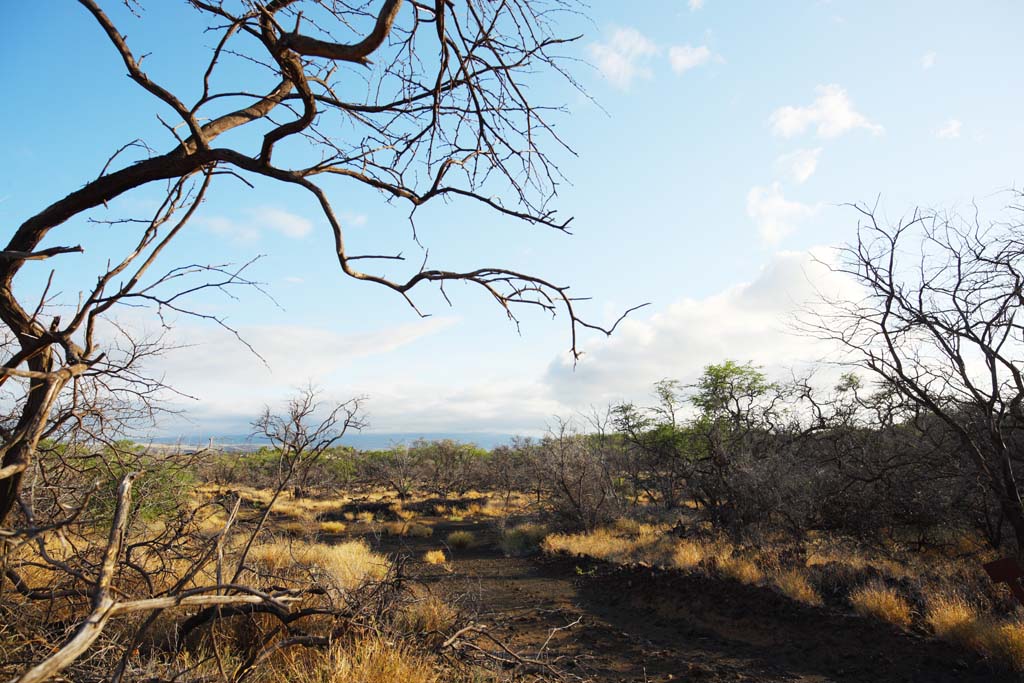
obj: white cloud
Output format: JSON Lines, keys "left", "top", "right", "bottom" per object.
{"left": 199, "top": 206, "right": 314, "bottom": 242}
{"left": 253, "top": 206, "right": 312, "bottom": 238}
{"left": 543, "top": 249, "right": 854, "bottom": 408}
{"left": 921, "top": 51, "right": 937, "bottom": 70}
{"left": 588, "top": 27, "right": 658, "bottom": 89}
{"left": 775, "top": 147, "right": 822, "bottom": 184}
{"left": 688, "top": 0, "right": 705, "bottom": 11}
{"left": 935, "top": 118, "right": 962, "bottom": 139}
{"left": 770, "top": 84, "right": 883, "bottom": 139}
{"left": 746, "top": 183, "right": 820, "bottom": 244}
{"left": 341, "top": 212, "right": 368, "bottom": 228}
{"left": 200, "top": 215, "right": 259, "bottom": 242}
{"left": 668, "top": 45, "right": 712, "bottom": 74}
{"left": 147, "top": 317, "right": 458, "bottom": 433}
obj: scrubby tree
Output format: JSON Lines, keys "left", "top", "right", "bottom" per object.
{"left": 807, "top": 196, "right": 1024, "bottom": 551}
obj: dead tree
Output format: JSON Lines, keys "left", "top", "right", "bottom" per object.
{"left": 804, "top": 195, "right": 1024, "bottom": 551}
{"left": 0, "top": 0, "right": 641, "bottom": 526}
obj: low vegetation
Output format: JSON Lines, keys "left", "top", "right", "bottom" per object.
{"left": 423, "top": 549, "right": 448, "bottom": 565}
{"left": 446, "top": 530, "right": 475, "bottom": 549}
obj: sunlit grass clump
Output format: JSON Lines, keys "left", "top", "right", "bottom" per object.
{"left": 671, "top": 540, "right": 705, "bottom": 570}
{"left": 849, "top": 581, "right": 912, "bottom": 627}
{"left": 772, "top": 569, "right": 822, "bottom": 605}
{"left": 283, "top": 636, "right": 439, "bottom": 683}
{"left": 716, "top": 555, "right": 764, "bottom": 585}
{"left": 423, "top": 549, "right": 447, "bottom": 565}
{"left": 542, "top": 529, "right": 640, "bottom": 563}
{"left": 319, "top": 520, "right": 347, "bottom": 534}
{"left": 249, "top": 539, "right": 388, "bottom": 591}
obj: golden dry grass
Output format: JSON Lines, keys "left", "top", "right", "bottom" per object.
{"left": 395, "top": 591, "right": 458, "bottom": 635}
{"left": 249, "top": 539, "right": 388, "bottom": 591}
{"left": 716, "top": 555, "right": 764, "bottom": 585}
{"left": 423, "top": 549, "right": 447, "bottom": 565}
{"left": 849, "top": 582, "right": 912, "bottom": 628}
{"left": 542, "top": 529, "right": 639, "bottom": 563}
{"left": 987, "top": 621, "right": 1024, "bottom": 671}
{"left": 772, "top": 569, "right": 822, "bottom": 606}
{"left": 446, "top": 531, "right": 475, "bottom": 549}
{"left": 380, "top": 521, "right": 432, "bottom": 537}
{"left": 671, "top": 540, "right": 705, "bottom": 570}
{"left": 280, "top": 636, "right": 439, "bottom": 683}
{"left": 319, "top": 521, "right": 347, "bottom": 534}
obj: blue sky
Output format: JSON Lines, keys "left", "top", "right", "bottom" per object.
{"left": 2, "top": 1, "right": 1022, "bottom": 438}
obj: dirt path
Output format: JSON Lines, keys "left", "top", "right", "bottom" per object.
{"left": 362, "top": 519, "right": 1016, "bottom": 682}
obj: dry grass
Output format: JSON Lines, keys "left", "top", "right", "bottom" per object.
{"left": 249, "top": 539, "right": 388, "bottom": 591}
{"left": 542, "top": 529, "right": 639, "bottom": 563}
{"left": 988, "top": 621, "right": 1024, "bottom": 671}
{"left": 423, "top": 549, "right": 447, "bottom": 565}
{"left": 716, "top": 555, "right": 764, "bottom": 585}
{"left": 849, "top": 582, "right": 912, "bottom": 628}
{"left": 280, "top": 636, "right": 439, "bottom": 683}
{"left": 356, "top": 511, "right": 375, "bottom": 524}
{"left": 772, "top": 569, "right": 822, "bottom": 606}
{"left": 395, "top": 591, "right": 458, "bottom": 635}
{"left": 382, "top": 521, "right": 433, "bottom": 538}
{"left": 279, "top": 519, "right": 318, "bottom": 536}
{"left": 446, "top": 530, "right": 475, "bottom": 549}
{"left": 925, "top": 594, "right": 990, "bottom": 648}
{"left": 499, "top": 523, "right": 548, "bottom": 557}
{"left": 671, "top": 540, "right": 705, "bottom": 570}
{"left": 319, "top": 521, "right": 347, "bottom": 534}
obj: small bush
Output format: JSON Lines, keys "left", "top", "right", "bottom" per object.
{"left": 849, "top": 581, "right": 912, "bottom": 627}
{"left": 773, "top": 569, "right": 822, "bottom": 606}
{"left": 446, "top": 530, "right": 475, "bottom": 549}
{"left": 499, "top": 524, "right": 548, "bottom": 557}
{"left": 423, "top": 549, "right": 447, "bottom": 565}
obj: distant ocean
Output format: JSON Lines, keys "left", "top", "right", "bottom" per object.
{"left": 142, "top": 432, "right": 519, "bottom": 451}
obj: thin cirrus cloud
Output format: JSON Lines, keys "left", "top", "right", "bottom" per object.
{"left": 588, "top": 27, "right": 658, "bottom": 89}
{"left": 589, "top": 27, "right": 714, "bottom": 89}
{"left": 921, "top": 51, "right": 937, "bottom": 70}
{"left": 774, "top": 147, "right": 822, "bottom": 184}
{"left": 688, "top": 0, "right": 705, "bottom": 10}
{"left": 746, "top": 183, "right": 820, "bottom": 244}
{"left": 935, "top": 118, "right": 962, "bottom": 139}
{"left": 770, "top": 85, "right": 883, "bottom": 139}
{"left": 668, "top": 45, "right": 712, "bottom": 73}
{"left": 199, "top": 206, "right": 313, "bottom": 241}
